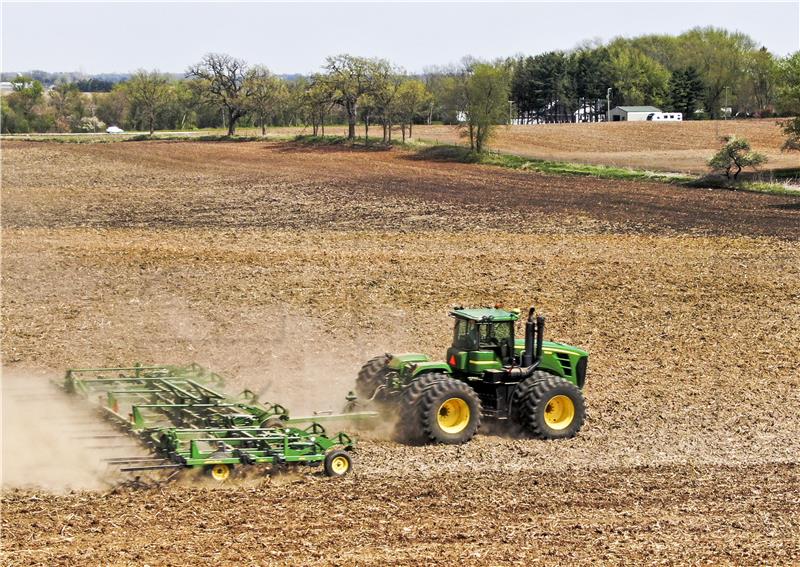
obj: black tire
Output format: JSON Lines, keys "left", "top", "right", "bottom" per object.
{"left": 512, "top": 371, "right": 585, "bottom": 440}
{"left": 260, "top": 416, "right": 287, "bottom": 429}
{"left": 355, "top": 355, "right": 388, "bottom": 400}
{"left": 323, "top": 449, "right": 353, "bottom": 477}
{"left": 395, "top": 372, "right": 446, "bottom": 443}
{"left": 397, "top": 373, "right": 482, "bottom": 445}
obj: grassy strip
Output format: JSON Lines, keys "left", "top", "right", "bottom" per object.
{"left": 408, "top": 144, "right": 796, "bottom": 196}
{"left": 416, "top": 145, "right": 692, "bottom": 183}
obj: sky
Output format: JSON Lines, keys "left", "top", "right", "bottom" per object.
{"left": 2, "top": 1, "right": 799, "bottom": 75}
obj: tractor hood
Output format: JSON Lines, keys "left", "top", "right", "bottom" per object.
{"left": 387, "top": 353, "right": 430, "bottom": 370}
{"left": 514, "top": 339, "right": 588, "bottom": 358}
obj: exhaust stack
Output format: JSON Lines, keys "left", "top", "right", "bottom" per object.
{"left": 509, "top": 306, "right": 545, "bottom": 379}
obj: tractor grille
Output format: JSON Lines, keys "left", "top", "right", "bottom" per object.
{"left": 555, "top": 352, "right": 573, "bottom": 377}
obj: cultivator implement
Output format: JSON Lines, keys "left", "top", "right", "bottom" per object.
{"left": 60, "top": 363, "right": 365, "bottom": 480}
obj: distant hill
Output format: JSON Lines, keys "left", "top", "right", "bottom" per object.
{"left": 1, "top": 70, "right": 309, "bottom": 88}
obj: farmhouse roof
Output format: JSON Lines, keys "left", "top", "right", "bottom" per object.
{"left": 615, "top": 106, "right": 662, "bottom": 112}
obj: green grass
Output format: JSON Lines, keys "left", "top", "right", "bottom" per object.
{"left": 412, "top": 145, "right": 694, "bottom": 183}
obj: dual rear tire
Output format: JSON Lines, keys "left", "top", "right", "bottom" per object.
{"left": 355, "top": 355, "right": 389, "bottom": 401}
{"left": 396, "top": 373, "right": 482, "bottom": 445}
{"left": 512, "top": 371, "right": 585, "bottom": 439}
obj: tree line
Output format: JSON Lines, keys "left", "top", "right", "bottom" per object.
{"left": 511, "top": 27, "right": 797, "bottom": 122}
{"left": 2, "top": 26, "right": 799, "bottom": 153}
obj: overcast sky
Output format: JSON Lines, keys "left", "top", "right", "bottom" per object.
{"left": 2, "top": 1, "right": 799, "bottom": 75}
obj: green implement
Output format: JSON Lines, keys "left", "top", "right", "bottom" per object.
{"left": 61, "top": 363, "right": 359, "bottom": 479}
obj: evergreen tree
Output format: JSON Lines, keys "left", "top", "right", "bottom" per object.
{"left": 668, "top": 67, "right": 705, "bottom": 118}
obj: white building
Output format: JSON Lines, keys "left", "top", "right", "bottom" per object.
{"left": 609, "top": 106, "right": 663, "bottom": 121}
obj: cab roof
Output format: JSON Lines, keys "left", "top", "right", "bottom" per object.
{"left": 450, "top": 307, "right": 520, "bottom": 322}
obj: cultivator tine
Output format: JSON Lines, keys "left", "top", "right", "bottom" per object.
{"left": 70, "top": 433, "right": 128, "bottom": 440}
{"left": 119, "top": 464, "right": 184, "bottom": 472}
{"left": 105, "top": 457, "right": 169, "bottom": 465}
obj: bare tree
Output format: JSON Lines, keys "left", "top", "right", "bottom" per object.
{"left": 127, "top": 70, "right": 170, "bottom": 134}
{"left": 394, "top": 79, "right": 433, "bottom": 141}
{"left": 245, "top": 66, "right": 287, "bottom": 136}
{"left": 187, "top": 53, "right": 251, "bottom": 136}
{"left": 371, "top": 68, "right": 402, "bottom": 143}
{"left": 322, "top": 54, "right": 390, "bottom": 140}
{"left": 304, "top": 76, "right": 335, "bottom": 136}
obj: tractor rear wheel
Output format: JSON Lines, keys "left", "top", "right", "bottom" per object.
{"left": 512, "top": 371, "right": 585, "bottom": 439}
{"left": 397, "top": 373, "right": 481, "bottom": 445}
{"left": 355, "top": 355, "right": 388, "bottom": 400}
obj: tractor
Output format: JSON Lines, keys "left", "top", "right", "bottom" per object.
{"left": 356, "top": 305, "right": 588, "bottom": 444}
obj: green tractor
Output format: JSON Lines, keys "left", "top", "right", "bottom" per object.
{"left": 356, "top": 306, "right": 588, "bottom": 444}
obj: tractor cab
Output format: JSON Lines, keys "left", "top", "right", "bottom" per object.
{"left": 447, "top": 307, "right": 521, "bottom": 373}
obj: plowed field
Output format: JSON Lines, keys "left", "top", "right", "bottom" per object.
{"left": 2, "top": 140, "right": 799, "bottom": 565}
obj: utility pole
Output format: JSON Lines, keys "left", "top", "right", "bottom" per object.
{"left": 724, "top": 86, "right": 730, "bottom": 120}
{"left": 508, "top": 100, "right": 514, "bottom": 125}
{"left": 606, "top": 88, "right": 612, "bottom": 122}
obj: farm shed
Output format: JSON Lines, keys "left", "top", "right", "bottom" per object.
{"left": 609, "top": 106, "right": 662, "bottom": 121}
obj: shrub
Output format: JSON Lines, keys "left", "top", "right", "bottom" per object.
{"left": 780, "top": 116, "right": 800, "bottom": 152}
{"left": 708, "top": 136, "right": 767, "bottom": 179}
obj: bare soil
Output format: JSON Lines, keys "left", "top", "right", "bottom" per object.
{"left": 1, "top": 140, "right": 799, "bottom": 565}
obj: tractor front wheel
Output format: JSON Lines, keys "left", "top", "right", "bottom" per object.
{"left": 512, "top": 372, "right": 585, "bottom": 439}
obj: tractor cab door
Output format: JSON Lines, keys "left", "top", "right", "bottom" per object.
{"left": 479, "top": 321, "right": 515, "bottom": 366}
{"left": 448, "top": 318, "right": 477, "bottom": 371}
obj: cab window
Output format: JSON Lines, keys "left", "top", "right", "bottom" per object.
{"left": 453, "top": 319, "right": 476, "bottom": 349}
{"left": 494, "top": 321, "right": 513, "bottom": 341}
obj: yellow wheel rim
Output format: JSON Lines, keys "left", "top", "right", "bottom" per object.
{"left": 437, "top": 397, "right": 471, "bottom": 434}
{"left": 544, "top": 395, "right": 575, "bottom": 430}
{"left": 210, "top": 464, "right": 231, "bottom": 481}
{"left": 331, "top": 455, "right": 350, "bottom": 475}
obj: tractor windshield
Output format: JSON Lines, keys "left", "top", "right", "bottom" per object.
{"left": 479, "top": 321, "right": 514, "bottom": 346}
{"left": 454, "top": 318, "right": 514, "bottom": 350}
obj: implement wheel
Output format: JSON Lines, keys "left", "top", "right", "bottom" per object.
{"left": 324, "top": 450, "right": 353, "bottom": 478}
{"left": 260, "top": 416, "right": 287, "bottom": 429}
{"left": 205, "top": 463, "right": 233, "bottom": 482}
{"left": 512, "top": 371, "right": 585, "bottom": 440}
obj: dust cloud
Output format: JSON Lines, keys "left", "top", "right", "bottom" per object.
{"left": 155, "top": 298, "right": 412, "bottom": 417}
{"left": 1, "top": 369, "right": 144, "bottom": 492}
{"left": 0, "top": 301, "right": 409, "bottom": 493}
